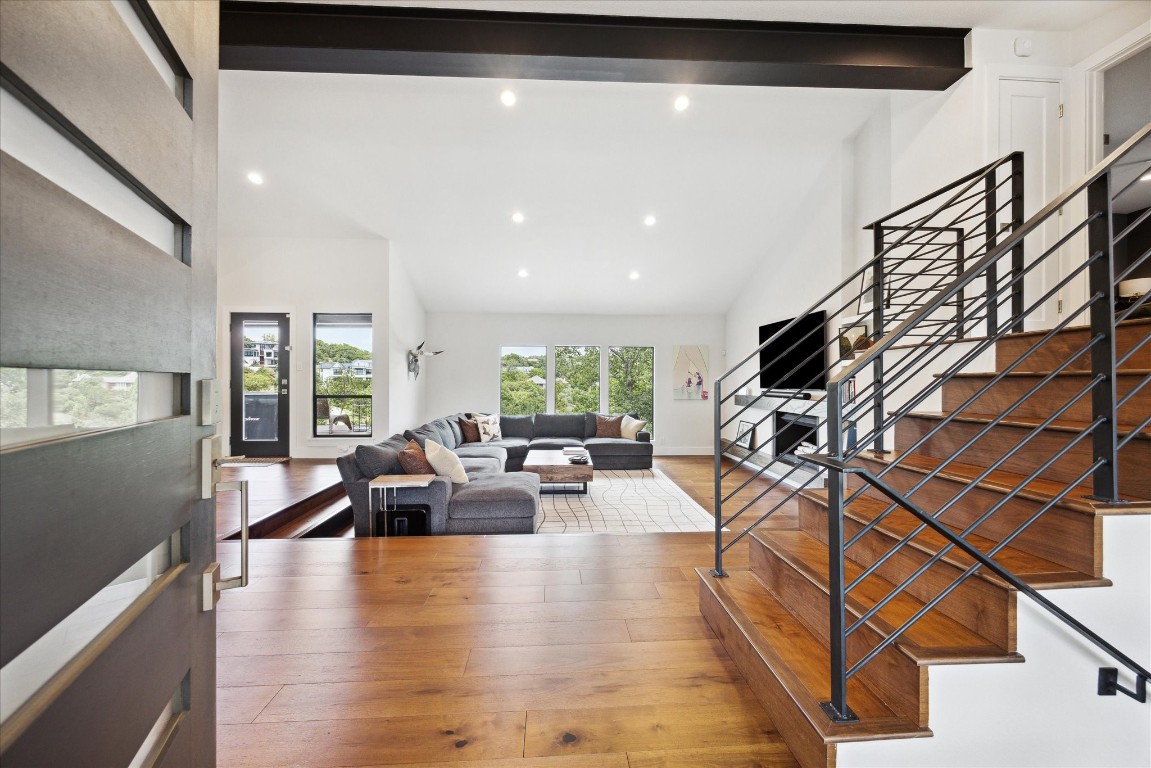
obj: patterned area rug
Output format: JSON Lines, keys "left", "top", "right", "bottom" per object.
{"left": 536, "top": 468, "right": 715, "bottom": 534}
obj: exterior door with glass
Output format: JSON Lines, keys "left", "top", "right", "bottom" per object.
{"left": 230, "top": 313, "right": 291, "bottom": 456}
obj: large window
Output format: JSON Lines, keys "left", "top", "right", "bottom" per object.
{"left": 609, "top": 346, "right": 655, "bottom": 433}
{"left": 554, "top": 346, "right": 600, "bottom": 414}
{"left": 500, "top": 346, "right": 546, "bottom": 415}
{"left": 314, "top": 313, "right": 372, "bottom": 437}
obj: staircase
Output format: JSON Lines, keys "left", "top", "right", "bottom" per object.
{"left": 703, "top": 124, "right": 1151, "bottom": 768}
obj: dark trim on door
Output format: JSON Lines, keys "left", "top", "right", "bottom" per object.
{"left": 229, "top": 312, "right": 290, "bottom": 457}
{"left": 220, "top": 1, "right": 970, "bottom": 91}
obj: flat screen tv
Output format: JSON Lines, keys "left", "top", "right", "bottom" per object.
{"left": 758, "top": 310, "right": 828, "bottom": 391}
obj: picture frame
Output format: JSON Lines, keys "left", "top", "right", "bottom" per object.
{"left": 857, "top": 269, "right": 876, "bottom": 315}
{"left": 838, "top": 323, "right": 868, "bottom": 360}
{"left": 735, "top": 420, "right": 755, "bottom": 450}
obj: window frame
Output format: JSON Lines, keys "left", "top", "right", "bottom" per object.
{"left": 312, "top": 312, "right": 373, "bottom": 438}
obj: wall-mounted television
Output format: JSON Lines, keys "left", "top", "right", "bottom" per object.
{"left": 758, "top": 310, "right": 828, "bottom": 391}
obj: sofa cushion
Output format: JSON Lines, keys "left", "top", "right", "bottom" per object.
{"left": 426, "top": 439, "right": 469, "bottom": 484}
{"left": 458, "top": 416, "right": 481, "bottom": 443}
{"left": 534, "top": 413, "right": 585, "bottom": 439}
{"left": 500, "top": 414, "right": 535, "bottom": 440}
{"left": 445, "top": 415, "right": 464, "bottom": 445}
{"left": 460, "top": 456, "right": 502, "bottom": 476}
{"left": 448, "top": 473, "right": 540, "bottom": 519}
{"left": 475, "top": 413, "right": 502, "bottom": 442}
{"left": 397, "top": 439, "right": 436, "bottom": 474}
{"left": 529, "top": 436, "right": 584, "bottom": 450}
{"left": 484, "top": 437, "right": 531, "bottom": 459}
{"left": 584, "top": 437, "right": 655, "bottom": 456}
{"left": 596, "top": 414, "right": 624, "bottom": 438}
{"left": 403, "top": 424, "right": 440, "bottom": 450}
{"left": 454, "top": 444, "right": 509, "bottom": 464}
{"left": 430, "top": 418, "right": 458, "bottom": 448}
{"left": 621, "top": 414, "right": 647, "bottom": 440}
{"left": 354, "top": 444, "right": 403, "bottom": 478}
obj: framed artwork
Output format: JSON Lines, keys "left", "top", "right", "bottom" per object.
{"left": 857, "top": 269, "right": 876, "bottom": 315}
{"left": 735, "top": 420, "right": 755, "bottom": 450}
{"left": 672, "top": 345, "right": 709, "bottom": 400}
{"left": 838, "top": 324, "right": 868, "bottom": 360}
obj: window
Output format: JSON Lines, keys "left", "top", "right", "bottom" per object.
{"left": 609, "top": 346, "right": 655, "bottom": 433}
{"left": 500, "top": 346, "right": 546, "bottom": 415}
{"left": 314, "top": 313, "right": 372, "bottom": 437}
{"left": 554, "top": 346, "right": 600, "bottom": 414}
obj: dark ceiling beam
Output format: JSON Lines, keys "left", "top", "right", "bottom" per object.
{"left": 219, "top": 2, "right": 970, "bottom": 91}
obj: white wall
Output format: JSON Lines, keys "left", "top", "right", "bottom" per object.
{"left": 387, "top": 253, "right": 426, "bottom": 434}
{"left": 423, "top": 312, "right": 725, "bottom": 454}
{"left": 217, "top": 236, "right": 425, "bottom": 458}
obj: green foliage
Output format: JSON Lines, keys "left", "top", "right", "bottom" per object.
{"left": 244, "top": 366, "right": 278, "bottom": 393}
{"left": 500, "top": 352, "right": 546, "bottom": 415}
{"left": 609, "top": 347, "right": 655, "bottom": 432}
{"left": 0, "top": 368, "right": 28, "bottom": 427}
{"left": 315, "top": 339, "right": 371, "bottom": 365}
{"left": 54, "top": 373, "right": 137, "bottom": 429}
{"left": 555, "top": 346, "right": 600, "bottom": 414}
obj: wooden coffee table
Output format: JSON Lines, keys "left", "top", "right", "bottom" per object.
{"left": 522, "top": 449, "right": 594, "bottom": 494}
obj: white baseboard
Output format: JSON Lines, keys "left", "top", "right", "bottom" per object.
{"left": 653, "top": 446, "right": 712, "bottom": 456}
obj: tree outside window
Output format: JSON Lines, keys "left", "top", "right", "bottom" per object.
{"left": 500, "top": 346, "right": 546, "bottom": 415}
{"left": 555, "top": 346, "right": 599, "bottom": 414}
{"left": 314, "top": 314, "right": 372, "bottom": 436}
{"left": 609, "top": 346, "right": 655, "bottom": 433}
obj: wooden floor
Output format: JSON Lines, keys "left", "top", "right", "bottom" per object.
{"left": 216, "top": 457, "right": 801, "bottom": 767}
{"left": 216, "top": 459, "right": 343, "bottom": 538}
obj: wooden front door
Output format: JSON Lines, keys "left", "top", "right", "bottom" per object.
{"left": 0, "top": 2, "right": 219, "bottom": 764}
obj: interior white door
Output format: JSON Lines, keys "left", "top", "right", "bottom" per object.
{"left": 999, "top": 78, "right": 1063, "bottom": 330}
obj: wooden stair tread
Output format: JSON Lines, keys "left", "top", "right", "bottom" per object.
{"left": 903, "top": 410, "right": 1150, "bottom": 439}
{"left": 997, "top": 317, "right": 1151, "bottom": 340}
{"left": 698, "top": 568, "right": 929, "bottom": 744}
{"left": 266, "top": 496, "right": 351, "bottom": 539}
{"left": 803, "top": 490, "right": 1109, "bottom": 590}
{"left": 942, "top": 369, "right": 1151, "bottom": 378}
{"left": 753, "top": 530, "right": 1020, "bottom": 665}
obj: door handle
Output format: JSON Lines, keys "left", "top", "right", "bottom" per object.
{"left": 202, "top": 479, "right": 249, "bottom": 611}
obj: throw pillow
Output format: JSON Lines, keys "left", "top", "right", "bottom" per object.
{"left": 458, "top": 416, "right": 481, "bottom": 443}
{"left": 397, "top": 439, "right": 436, "bottom": 475}
{"left": 424, "top": 439, "right": 469, "bottom": 484}
{"left": 596, "top": 414, "right": 624, "bottom": 438}
{"left": 621, "top": 414, "right": 647, "bottom": 441}
{"left": 355, "top": 444, "right": 402, "bottom": 477}
{"left": 475, "top": 413, "right": 502, "bottom": 443}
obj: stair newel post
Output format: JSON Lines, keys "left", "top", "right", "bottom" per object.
{"left": 1085, "top": 171, "right": 1120, "bottom": 503}
{"left": 822, "top": 379, "right": 857, "bottom": 722}
{"left": 712, "top": 376, "right": 726, "bottom": 577}
{"left": 871, "top": 229, "right": 887, "bottom": 453}
{"left": 984, "top": 170, "right": 1000, "bottom": 336}
{"left": 1010, "top": 152, "right": 1026, "bottom": 332}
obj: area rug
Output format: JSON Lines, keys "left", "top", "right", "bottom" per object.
{"left": 536, "top": 468, "right": 716, "bottom": 534}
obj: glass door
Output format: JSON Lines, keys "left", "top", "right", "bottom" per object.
{"left": 230, "top": 313, "right": 291, "bottom": 456}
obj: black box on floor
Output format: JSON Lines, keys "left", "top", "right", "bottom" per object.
{"left": 375, "top": 505, "right": 430, "bottom": 536}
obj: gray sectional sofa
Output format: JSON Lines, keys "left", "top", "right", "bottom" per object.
{"left": 336, "top": 412, "right": 653, "bottom": 537}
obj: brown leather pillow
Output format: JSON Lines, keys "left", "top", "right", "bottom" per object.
{"left": 458, "top": 417, "right": 481, "bottom": 444}
{"left": 397, "top": 439, "right": 436, "bottom": 475}
{"left": 595, "top": 414, "right": 624, "bottom": 438}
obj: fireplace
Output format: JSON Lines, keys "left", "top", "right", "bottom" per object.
{"left": 774, "top": 411, "right": 819, "bottom": 465}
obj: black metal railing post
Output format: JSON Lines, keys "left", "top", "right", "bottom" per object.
{"left": 821, "top": 380, "right": 856, "bottom": 722}
{"left": 871, "top": 228, "right": 887, "bottom": 453}
{"left": 1086, "top": 172, "right": 1120, "bottom": 503}
{"left": 712, "top": 377, "right": 727, "bottom": 576}
{"left": 984, "top": 169, "right": 1000, "bottom": 335}
{"left": 1010, "top": 153, "right": 1026, "bottom": 332}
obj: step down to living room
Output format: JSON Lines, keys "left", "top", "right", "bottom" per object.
{"left": 217, "top": 459, "right": 352, "bottom": 540}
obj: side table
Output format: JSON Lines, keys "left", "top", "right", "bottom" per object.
{"left": 368, "top": 474, "right": 435, "bottom": 537}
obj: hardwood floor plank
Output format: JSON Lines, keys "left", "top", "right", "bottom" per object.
{"left": 425, "top": 585, "right": 547, "bottom": 605}
{"left": 524, "top": 702, "right": 777, "bottom": 757}
{"left": 626, "top": 615, "right": 716, "bottom": 642}
{"left": 544, "top": 582, "right": 661, "bottom": 602}
{"left": 463, "top": 639, "right": 728, "bottom": 677}
{"left": 216, "top": 606, "right": 381, "bottom": 632}
{"left": 217, "top": 684, "right": 282, "bottom": 724}
{"left": 367, "top": 599, "right": 701, "bottom": 628}
{"left": 366, "top": 755, "right": 630, "bottom": 768}
{"left": 578, "top": 567, "right": 689, "bottom": 584}
{"left": 218, "top": 620, "right": 632, "bottom": 657}
{"left": 625, "top": 743, "right": 799, "bottom": 768}
{"left": 253, "top": 666, "right": 759, "bottom": 723}
{"left": 218, "top": 711, "right": 527, "bottom": 767}
{"left": 654, "top": 581, "right": 703, "bottom": 602}
{"left": 218, "top": 649, "right": 470, "bottom": 687}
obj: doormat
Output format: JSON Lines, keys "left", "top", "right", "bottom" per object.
{"left": 536, "top": 468, "right": 717, "bottom": 534}
{"left": 216, "top": 457, "right": 289, "bottom": 467}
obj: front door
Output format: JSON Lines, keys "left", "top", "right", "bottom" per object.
{"left": 0, "top": 1, "right": 218, "bottom": 765}
{"left": 230, "top": 313, "right": 291, "bottom": 457}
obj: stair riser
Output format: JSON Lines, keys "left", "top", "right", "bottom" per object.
{"left": 895, "top": 416, "right": 1151, "bottom": 499}
{"left": 942, "top": 374, "right": 1149, "bottom": 424}
{"left": 698, "top": 581, "right": 835, "bottom": 768}
{"left": 798, "top": 495, "right": 1016, "bottom": 651}
{"left": 849, "top": 458, "right": 1100, "bottom": 577}
{"left": 749, "top": 538, "right": 928, "bottom": 727}
{"left": 995, "top": 322, "right": 1151, "bottom": 373}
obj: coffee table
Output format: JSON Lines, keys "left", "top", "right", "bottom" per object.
{"left": 522, "top": 449, "right": 594, "bottom": 494}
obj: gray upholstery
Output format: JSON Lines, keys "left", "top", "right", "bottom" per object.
{"left": 430, "top": 418, "right": 457, "bottom": 448}
{"left": 460, "top": 456, "right": 502, "bottom": 475}
{"left": 454, "top": 444, "right": 509, "bottom": 464}
{"left": 529, "top": 436, "right": 584, "bottom": 450}
{"left": 403, "top": 425, "right": 439, "bottom": 449}
{"left": 500, "top": 414, "right": 535, "bottom": 439}
{"left": 445, "top": 415, "right": 464, "bottom": 446}
{"left": 354, "top": 444, "right": 402, "bottom": 477}
{"left": 533, "top": 413, "right": 585, "bottom": 439}
{"left": 584, "top": 437, "right": 653, "bottom": 456}
{"left": 449, "top": 473, "right": 539, "bottom": 520}
{"left": 483, "top": 437, "right": 531, "bottom": 459}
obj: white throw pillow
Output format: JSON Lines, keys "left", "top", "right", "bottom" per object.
{"left": 621, "top": 414, "right": 647, "bottom": 441}
{"left": 424, "top": 439, "right": 469, "bottom": 484}
{"left": 475, "top": 413, "right": 502, "bottom": 443}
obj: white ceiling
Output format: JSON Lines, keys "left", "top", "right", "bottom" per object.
{"left": 217, "top": 1, "right": 1145, "bottom": 315}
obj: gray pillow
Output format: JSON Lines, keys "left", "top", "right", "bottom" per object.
{"left": 500, "top": 414, "right": 535, "bottom": 440}
{"left": 355, "top": 444, "right": 402, "bottom": 478}
{"left": 430, "top": 418, "right": 456, "bottom": 447}
{"left": 403, "top": 425, "right": 439, "bottom": 450}
{"left": 534, "top": 412, "right": 585, "bottom": 439}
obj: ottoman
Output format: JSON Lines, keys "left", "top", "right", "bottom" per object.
{"left": 444, "top": 472, "right": 541, "bottom": 534}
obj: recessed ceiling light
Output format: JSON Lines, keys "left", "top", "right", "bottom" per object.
{"left": 629, "top": 271, "right": 640, "bottom": 280}
{"left": 246, "top": 171, "right": 264, "bottom": 185}
{"left": 512, "top": 211, "right": 525, "bottom": 223}
{"left": 518, "top": 268, "right": 529, "bottom": 278}
{"left": 643, "top": 215, "right": 656, "bottom": 227}
{"left": 674, "top": 95, "right": 690, "bottom": 112}
{"left": 500, "top": 89, "right": 517, "bottom": 107}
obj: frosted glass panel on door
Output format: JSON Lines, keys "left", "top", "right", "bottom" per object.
{"left": 242, "top": 321, "right": 279, "bottom": 441}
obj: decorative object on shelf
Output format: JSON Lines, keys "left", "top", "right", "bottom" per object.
{"left": 846, "top": 377, "right": 857, "bottom": 402}
{"left": 406, "top": 341, "right": 443, "bottom": 379}
{"left": 838, "top": 323, "right": 868, "bottom": 360}
{"left": 673, "top": 344, "right": 710, "bottom": 400}
{"left": 857, "top": 269, "right": 876, "bottom": 314}
{"left": 735, "top": 420, "right": 755, "bottom": 450}
{"left": 1117, "top": 278, "right": 1151, "bottom": 319}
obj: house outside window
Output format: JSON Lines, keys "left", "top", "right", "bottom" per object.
{"left": 314, "top": 313, "right": 372, "bottom": 437}
{"left": 500, "top": 346, "right": 546, "bottom": 415}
